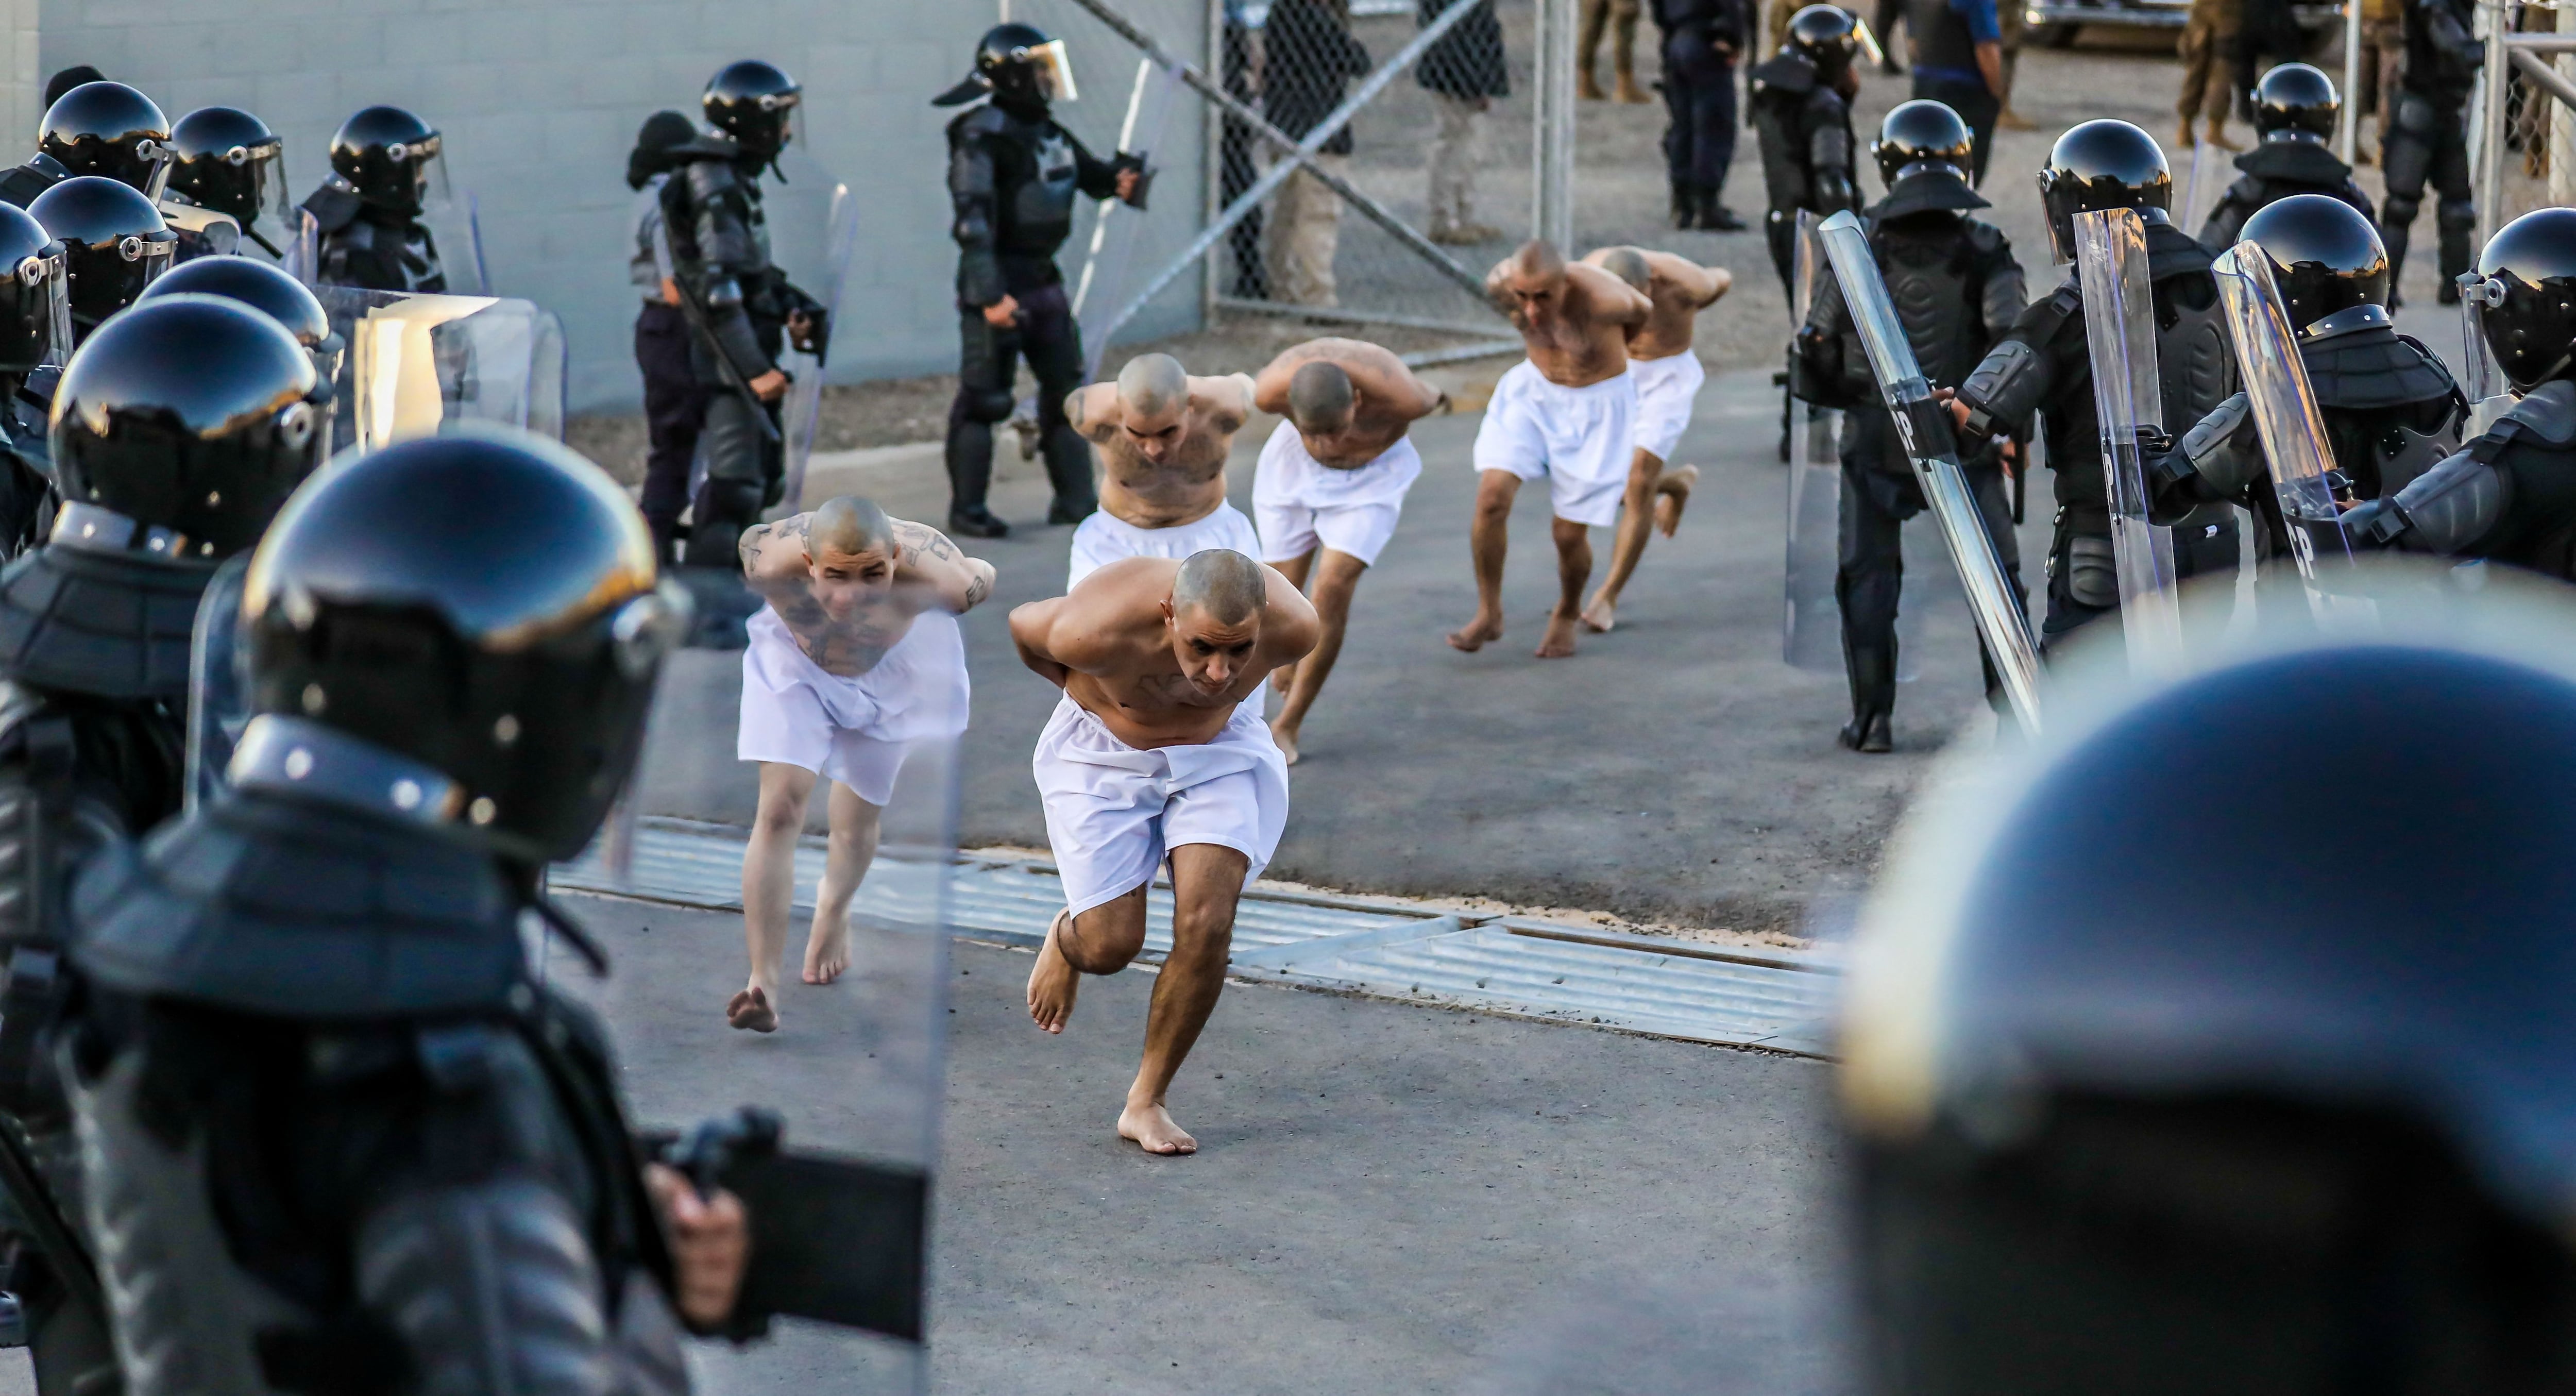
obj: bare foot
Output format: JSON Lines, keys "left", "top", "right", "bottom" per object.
{"left": 1536, "top": 610, "right": 1581, "bottom": 659}
{"left": 1447, "top": 612, "right": 1504, "bottom": 652}
{"left": 726, "top": 986, "right": 777, "bottom": 1033}
{"left": 1270, "top": 718, "right": 1301, "bottom": 766}
{"left": 1026, "top": 909, "right": 1080, "bottom": 1034}
{"left": 1653, "top": 465, "right": 1698, "bottom": 538}
{"left": 1118, "top": 1100, "right": 1198, "bottom": 1155}
{"left": 802, "top": 917, "right": 849, "bottom": 984}
{"left": 1580, "top": 591, "right": 1617, "bottom": 633}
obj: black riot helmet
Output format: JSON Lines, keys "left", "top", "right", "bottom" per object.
{"left": 239, "top": 430, "right": 689, "bottom": 864}
{"left": 2241, "top": 193, "right": 2389, "bottom": 335}
{"left": 28, "top": 175, "right": 175, "bottom": 330}
{"left": 2036, "top": 119, "right": 2172, "bottom": 264}
{"left": 138, "top": 255, "right": 342, "bottom": 391}
{"left": 2461, "top": 207, "right": 2576, "bottom": 390}
{"left": 1786, "top": 5, "right": 1861, "bottom": 80}
{"left": 2251, "top": 62, "right": 2340, "bottom": 142}
{"left": 0, "top": 203, "right": 70, "bottom": 374}
{"left": 1873, "top": 99, "right": 1976, "bottom": 190}
{"left": 37, "top": 81, "right": 172, "bottom": 197}
{"left": 328, "top": 106, "right": 441, "bottom": 216}
{"left": 1843, "top": 577, "right": 2576, "bottom": 1396}
{"left": 166, "top": 106, "right": 290, "bottom": 230}
{"left": 935, "top": 23, "right": 1080, "bottom": 109}
{"left": 702, "top": 60, "right": 801, "bottom": 162}
{"left": 47, "top": 295, "right": 323, "bottom": 562}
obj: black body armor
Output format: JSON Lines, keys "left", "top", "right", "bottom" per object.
{"left": 2198, "top": 138, "right": 2378, "bottom": 253}
{"left": 2346, "top": 381, "right": 2576, "bottom": 576}
{"left": 303, "top": 180, "right": 445, "bottom": 294}
{"left": 1748, "top": 51, "right": 1856, "bottom": 291}
{"left": 944, "top": 99, "right": 1130, "bottom": 309}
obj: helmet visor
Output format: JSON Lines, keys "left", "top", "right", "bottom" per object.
{"left": 247, "top": 147, "right": 295, "bottom": 247}
{"left": 1029, "top": 39, "right": 1079, "bottom": 103}
{"left": 16, "top": 247, "right": 70, "bottom": 369}
{"left": 2457, "top": 271, "right": 2514, "bottom": 431}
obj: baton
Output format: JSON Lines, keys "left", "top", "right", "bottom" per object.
{"left": 669, "top": 274, "right": 785, "bottom": 446}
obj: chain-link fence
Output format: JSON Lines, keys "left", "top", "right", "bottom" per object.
{"left": 2475, "top": 0, "right": 2576, "bottom": 238}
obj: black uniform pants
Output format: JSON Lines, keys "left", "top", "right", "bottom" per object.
{"left": 1222, "top": 20, "right": 1268, "bottom": 298}
{"left": 2380, "top": 89, "right": 2475, "bottom": 296}
{"left": 1660, "top": 31, "right": 1738, "bottom": 197}
{"left": 2040, "top": 509, "right": 2238, "bottom": 648}
{"left": 1913, "top": 74, "right": 2001, "bottom": 186}
{"left": 633, "top": 301, "right": 705, "bottom": 562}
{"left": 946, "top": 280, "right": 1096, "bottom": 521}
{"left": 1837, "top": 457, "right": 2024, "bottom": 720}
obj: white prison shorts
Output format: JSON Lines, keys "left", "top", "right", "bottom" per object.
{"left": 1032, "top": 695, "right": 1290, "bottom": 917}
{"left": 1250, "top": 421, "right": 1422, "bottom": 567}
{"left": 1066, "top": 501, "right": 1262, "bottom": 591}
{"left": 737, "top": 608, "right": 970, "bottom": 805}
{"left": 1628, "top": 350, "right": 1706, "bottom": 464}
{"left": 1471, "top": 360, "right": 1638, "bottom": 527}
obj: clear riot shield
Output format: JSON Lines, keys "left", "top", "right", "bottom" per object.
{"left": 415, "top": 148, "right": 488, "bottom": 296}
{"left": 1073, "top": 57, "right": 1181, "bottom": 381}
{"left": 777, "top": 184, "right": 858, "bottom": 512}
{"left": 2072, "top": 208, "right": 2184, "bottom": 673}
{"left": 1817, "top": 210, "right": 2045, "bottom": 730}
{"left": 2456, "top": 271, "right": 2516, "bottom": 436}
{"left": 2179, "top": 140, "right": 2222, "bottom": 241}
{"left": 560, "top": 594, "right": 958, "bottom": 1394}
{"left": 764, "top": 137, "right": 855, "bottom": 513}
{"left": 184, "top": 553, "right": 251, "bottom": 814}
{"left": 2211, "top": 242, "right": 2355, "bottom": 583}
{"left": 315, "top": 288, "right": 565, "bottom": 454}
{"left": 1783, "top": 210, "right": 1844, "bottom": 671}
{"left": 283, "top": 208, "right": 320, "bottom": 286}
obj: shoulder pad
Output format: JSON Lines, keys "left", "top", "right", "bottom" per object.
{"left": 1750, "top": 54, "right": 1816, "bottom": 93}
{"left": 2499, "top": 380, "right": 2576, "bottom": 448}
{"left": 300, "top": 181, "right": 362, "bottom": 235}
{"left": 950, "top": 105, "right": 1015, "bottom": 141}
{"left": 1962, "top": 218, "right": 2010, "bottom": 255}
{"left": 667, "top": 132, "right": 744, "bottom": 162}
{"left": 2304, "top": 324, "right": 2460, "bottom": 409}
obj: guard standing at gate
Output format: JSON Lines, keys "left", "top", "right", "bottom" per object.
{"left": 935, "top": 23, "right": 1146, "bottom": 541}
{"left": 1750, "top": 5, "right": 1861, "bottom": 292}
{"left": 2379, "top": 0, "right": 2482, "bottom": 304}
{"left": 1795, "top": 100, "right": 2027, "bottom": 752}
{"left": 1654, "top": 0, "right": 1751, "bottom": 230}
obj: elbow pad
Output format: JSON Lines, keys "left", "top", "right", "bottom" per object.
{"left": 2159, "top": 393, "right": 2261, "bottom": 508}
{"left": 2364, "top": 447, "right": 2509, "bottom": 553}
{"left": 702, "top": 276, "right": 743, "bottom": 309}
{"left": 1955, "top": 339, "right": 2045, "bottom": 446}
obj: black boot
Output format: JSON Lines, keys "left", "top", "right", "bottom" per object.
{"left": 1838, "top": 644, "right": 1896, "bottom": 753}
{"left": 948, "top": 506, "right": 1009, "bottom": 539}
{"left": 1697, "top": 191, "right": 1747, "bottom": 232}
{"left": 1040, "top": 425, "right": 1098, "bottom": 526}
{"left": 1670, "top": 180, "right": 1698, "bottom": 231}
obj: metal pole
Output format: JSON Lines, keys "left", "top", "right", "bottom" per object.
{"left": 2477, "top": 0, "right": 2512, "bottom": 246}
{"left": 1533, "top": 0, "right": 1578, "bottom": 249}
{"left": 2510, "top": 42, "right": 2576, "bottom": 110}
{"left": 2341, "top": 0, "right": 2363, "bottom": 162}
{"left": 1075, "top": 0, "right": 1498, "bottom": 347}
{"left": 1202, "top": 0, "right": 1224, "bottom": 331}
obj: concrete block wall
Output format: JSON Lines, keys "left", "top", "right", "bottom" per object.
{"left": 33, "top": 0, "right": 1208, "bottom": 412}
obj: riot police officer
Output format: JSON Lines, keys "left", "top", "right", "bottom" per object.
{"left": 2380, "top": 0, "right": 2481, "bottom": 302}
{"left": 164, "top": 106, "right": 294, "bottom": 261}
{"left": 2344, "top": 208, "right": 2576, "bottom": 573}
{"left": 1797, "top": 100, "right": 2027, "bottom": 751}
{"left": 28, "top": 176, "right": 175, "bottom": 343}
{"left": 2197, "top": 63, "right": 2377, "bottom": 251}
{"left": 0, "top": 206, "right": 66, "bottom": 559}
{"left": 0, "top": 81, "right": 172, "bottom": 212}
{"left": 1844, "top": 575, "right": 2576, "bottom": 1394}
{"left": 1749, "top": 5, "right": 1861, "bottom": 301}
{"left": 935, "top": 23, "right": 1146, "bottom": 539}
{"left": 2154, "top": 194, "right": 2462, "bottom": 545}
{"left": 0, "top": 295, "right": 327, "bottom": 1396}
{"left": 61, "top": 430, "right": 748, "bottom": 1394}
{"left": 302, "top": 105, "right": 454, "bottom": 293}
{"left": 1950, "top": 120, "right": 2238, "bottom": 649}
{"left": 137, "top": 254, "right": 343, "bottom": 404}
{"left": 659, "top": 60, "right": 830, "bottom": 566}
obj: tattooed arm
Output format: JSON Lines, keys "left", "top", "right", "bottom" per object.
{"left": 890, "top": 519, "right": 999, "bottom": 615}
{"left": 739, "top": 514, "right": 821, "bottom": 616}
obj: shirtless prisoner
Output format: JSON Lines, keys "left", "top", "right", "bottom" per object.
{"left": 1576, "top": 246, "right": 1731, "bottom": 632}
{"left": 1451, "top": 239, "right": 1653, "bottom": 659}
{"left": 1064, "top": 353, "right": 1260, "bottom": 587}
{"left": 727, "top": 496, "right": 996, "bottom": 1033}
{"left": 1010, "top": 550, "right": 1319, "bottom": 1154}
{"left": 1249, "top": 338, "right": 1446, "bottom": 763}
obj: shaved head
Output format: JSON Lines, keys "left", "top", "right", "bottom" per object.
{"left": 1170, "top": 549, "right": 1267, "bottom": 626}
{"left": 1117, "top": 353, "right": 1189, "bottom": 419}
{"left": 1286, "top": 360, "right": 1355, "bottom": 434}
{"left": 1510, "top": 238, "right": 1566, "bottom": 283}
{"left": 808, "top": 495, "right": 891, "bottom": 558}
{"left": 1596, "top": 247, "right": 1651, "bottom": 292}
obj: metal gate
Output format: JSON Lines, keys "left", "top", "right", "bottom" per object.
{"left": 2470, "top": 0, "right": 2576, "bottom": 241}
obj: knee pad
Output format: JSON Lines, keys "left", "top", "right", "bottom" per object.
{"left": 2437, "top": 198, "right": 2477, "bottom": 233}
{"left": 697, "top": 476, "right": 764, "bottom": 526}
{"left": 2064, "top": 533, "right": 2120, "bottom": 610}
{"left": 2380, "top": 190, "right": 2422, "bottom": 227}
{"left": 959, "top": 388, "right": 1015, "bottom": 425}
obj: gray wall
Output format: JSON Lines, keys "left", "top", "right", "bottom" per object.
{"left": 32, "top": 0, "right": 1208, "bottom": 413}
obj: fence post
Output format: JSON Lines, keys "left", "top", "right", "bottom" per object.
{"left": 2340, "top": 0, "right": 2362, "bottom": 163}
{"left": 2476, "top": 0, "right": 2511, "bottom": 245}
{"left": 1533, "top": 0, "right": 1578, "bottom": 251}
{"left": 1202, "top": 0, "right": 1224, "bottom": 329}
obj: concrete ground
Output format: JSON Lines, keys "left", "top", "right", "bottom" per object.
{"left": 564, "top": 895, "right": 1843, "bottom": 1396}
